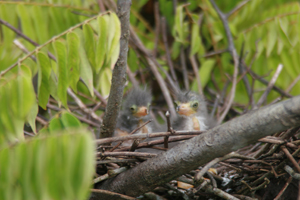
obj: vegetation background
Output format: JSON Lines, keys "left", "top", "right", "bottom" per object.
{"left": 0, "top": 0, "right": 300, "bottom": 199}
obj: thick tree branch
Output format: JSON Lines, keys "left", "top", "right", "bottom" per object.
{"left": 92, "top": 96, "right": 300, "bottom": 199}
{"left": 100, "top": 0, "right": 131, "bottom": 138}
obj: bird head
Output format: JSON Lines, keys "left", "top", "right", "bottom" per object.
{"left": 122, "top": 88, "right": 152, "bottom": 119}
{"left": 172, "top": 90, "right": 207, "bottom": 117}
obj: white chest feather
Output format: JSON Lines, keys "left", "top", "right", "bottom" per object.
{"left": 185, "top": 116, "right": 207, "bottom": 131}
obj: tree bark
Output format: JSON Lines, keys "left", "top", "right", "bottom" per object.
{"left": 92, "top": 96, "right": 300, "bottom": 199}
{"left": 100, "top": 0, "right": 131, "bottom": 138}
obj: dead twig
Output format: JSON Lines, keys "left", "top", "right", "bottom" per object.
{"left": 255, "top": 64, "right": 283, "bottom": 108}
{"left": 195, "top": 152, "right": 254, "bottom": 181}
{"left": 209, "top": 0, "right": 239, "bottom": 124}
{"left": 161, "top": 17, "right": 178, "bottom": 86}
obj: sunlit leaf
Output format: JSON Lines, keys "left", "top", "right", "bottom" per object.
{"left": 83, "top": 24, "right": 96, "bottom": 69}
{"left": 37, "top": 52, "right": 52, "bottom": 109}
{"left": 99, "top": 67, "right": 112, "bottom": 96}
{"left": 0, "top": 130, "right": 95, "bottom": 200}
{"left": 95, "top": 15, "right": 109, "bottom": 73}
{"left": 61, "top": 112, "right": 81, "bottom": 128}
{"left": 53, "top": 40, "right": 69, "bottom": 109}
{"left": 199, "top": 59, "right": 215, "bottom": 87}
{"left": 67, "top": 32, "right": 81, "bottom": 92}
{"left": 190, "top": 23, "right": 201, "bottom": 56}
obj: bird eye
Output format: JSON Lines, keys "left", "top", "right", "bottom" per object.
{"left": 130, "top": 106, "right": 135, "bottom": 111}
{"left": 192, "top": 102, "right": 198, "bottom": 108}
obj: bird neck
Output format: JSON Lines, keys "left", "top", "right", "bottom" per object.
{"left": 138, "top": 119, "right": 148, "bottom": 133}
{"left": 192, "top": 117, "right": 200, "bottom": 131}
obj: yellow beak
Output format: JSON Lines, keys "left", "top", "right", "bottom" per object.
{"left": 133, "top": 106, "right": 148, "bottom": 117}
{"left": 176, "top": 103, "right": 196, "bottom": 116}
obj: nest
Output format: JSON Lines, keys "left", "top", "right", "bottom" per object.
{"left": 94, "top": 126, "right": 300, "bottom": 200}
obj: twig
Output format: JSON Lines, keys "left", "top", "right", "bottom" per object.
{"left": 153, "top": 1, "right": 160, "bottom": 57}
{"left": 96, "top": 0, "right": 105, "bottom": 12}
{"left": 203, "top": 183, "right": 239, "bottom": 200}
{"left": 93, "top": 167, "right": 128, "bottom": 183}
{"left": 100, "top": 0, "right": 131, "bottom": 138}
{"left": 206, "top": 171, "right": 217, "bottom": 188}
{"left": 96, "top": 158, "right": 139, "bottom": 164}
{"left": 281, "top": 146, "right": 300, "bottom": 173}
{"left": 67, "top": 88, "right": 102, "bottom": 122}
{"left": 237, "top": 42, "right": 252, "bottom": 99}
{"left": 90, "top": 188, "right": 135, "bottom": 200}
{"left": 286, "top": 73, "right": 300, "bottom": 93}
{"left": 110, "top": 120, "right": 152, "bottom": 151}
{"left": 13, "top": 39, "right": 36, "bottom": 61}
{"left": 195, "top": 152, "right": 254, "bottom": 181}
{"left": 274, "top": 176, "right": 293, "bottom": 200}
{"left": 96, "top": 130, "right": 204, "bottom": 144}
{"left": 164, "top": 111, "right": 174, "bottom": 148}
{"left": 202, "top": 49, "right": 228, "bottom": 58}
{"left": 161, "top": 17, "right": 178, "bottom": 86}
{"left": 93, "top": 88, "right": 107, "bottom": 106}
{"left": 97, "top": 152, "right": 157, "bottom": 158}
{"left": 180, "top": 47, "right": 189, "bottom": 90}
{"left": 126, "top": 65, "right": 139, "bottom": 87}
{"left": 249, "top": 69, "right": 292, "bottom": 98}
{"left": 226, "top": 0, "right": 251, "bottom": 18}
{"left": 209, "top": 0, "right": 239, "bottom": 124}
{"left": 117, "top": 135, "right": 196, "bottom": 151}
{"left": 165, "top": 183, "right": 190, "bottom": 200}
{"left": 241, "top": 178, "right": 270, "bottom": 191}
{"left": 189, "top": 55, "right": 203, "bottom": 95}
{"left": 255, "top": 64, "right": 283, "bottom": 108}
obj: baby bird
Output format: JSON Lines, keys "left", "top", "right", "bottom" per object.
{"left": 113, "top": 87, "right": 156, "bottom": 147}
{"left": 171, "top": 89, "right": 215, "bottom": 131}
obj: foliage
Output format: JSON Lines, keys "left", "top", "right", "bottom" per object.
{"left": 1, "top": 0, "right": 300, "bottom": 199}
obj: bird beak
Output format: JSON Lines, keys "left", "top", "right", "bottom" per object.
{"left": 177, "top": 103, "right": 195, "bottom": 116}
{"left": 134, "top": 106, "right": 148, "bottom": 117}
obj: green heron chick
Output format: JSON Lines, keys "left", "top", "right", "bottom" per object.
{"left": 171, "top": 89, "right": 215, "bottom": 131}
{"left": 113, "top": 88, "right": 156, "bottom": 146}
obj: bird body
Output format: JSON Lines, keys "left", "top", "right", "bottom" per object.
{"left": 113, "top": 88, "right": 160, "bottom": 150}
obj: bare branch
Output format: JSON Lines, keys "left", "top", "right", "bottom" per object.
{"left": 209, "top": 0, "right": 239, "bottom": 124}
{"left": 255, "top": 64, "right": 283, "bottom": 108}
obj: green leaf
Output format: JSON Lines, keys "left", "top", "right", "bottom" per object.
{"left": 95, "top": 15, "right": 109, "bottom": 73}
{"left": 266, "top": 22, "right": 277, "bottom": 57}
{"left": 99, "top": 67, "right": 112, "bottom": 96}
{"left": 67, "top": 32, "right": 81, "bottom": 92}
{"left": 31, "top": 6, "right": 48, "bottom": 43}
{"left": 83, "top": 24, "right": 96, "bottom": 69}
{"left": 37, "top": 52, "right": 52, "bottom": 109}
{"left": 190, "top": 23, "right": 201, "bottom": 56}
{"left": 53, "top": 40, "right": 69, "bottom": 109}
{"left": 107, "top": 13, "right": 121, "bottom": 68}
{"left": 199, "top": 59, "right": 215, "bottom": 87}
{"left": 26, "top": 101, "right": 38, "bottom": 134}
{"left": 48, "top": 116, "right": 64, "bottom": 133}
{"left": 0, "top": 130, "right": 95, "bottom": 200}
{"left": 75, "top": 29, "right": 94, "bottom": 96}
{"left": 16, "top": 4, "right": 36, "bottom": 43}
{"left": 174, "top": 5, "right": 185, "bottom": 43}
{"left": 61, "top": 112, "right": 81, "bottom": 129}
